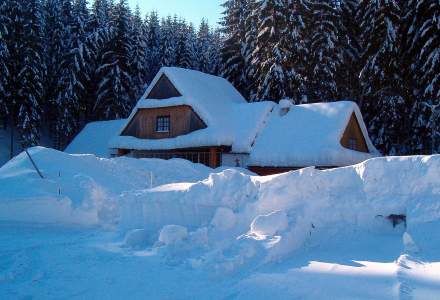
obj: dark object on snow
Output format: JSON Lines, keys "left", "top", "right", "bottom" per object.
{"left": 376, "top": 214, "right": 407, "bottom": 228}
{"left": 25, "top": 149, "right": 44, "bottom": 179}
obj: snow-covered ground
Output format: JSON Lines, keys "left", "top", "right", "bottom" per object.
{"left": 1, "top": 147, "right": 439, "bottom": 299}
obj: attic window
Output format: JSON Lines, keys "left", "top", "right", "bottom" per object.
{"left": 156, "top": 116, "right": 170, "bottom": 133}
{"left": 348, "top": 138, "right": 358, "bottom": 151}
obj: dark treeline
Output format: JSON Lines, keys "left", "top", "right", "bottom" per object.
{"left": 0, "top": 0, "right": 221, "bottom": 150}
{"left": 221, "top": 0, "right": 439, "bottom": 155}
{"left": 0, "top": 0, "right": 439, "bottom": 156}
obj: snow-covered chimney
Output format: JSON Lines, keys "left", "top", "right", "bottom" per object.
{"left": 279, "top": 99, "right": 293, "bottom": 116}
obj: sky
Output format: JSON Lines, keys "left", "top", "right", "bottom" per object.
{"left": 128, "top": 0, "right": 224, "bottom": 27}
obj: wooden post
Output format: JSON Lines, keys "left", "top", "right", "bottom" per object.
{"left": 25, "top": 149, "right": 44, "bottom": 179}
{"left": 209, "top": 147, "right": 217, "bottom": 168}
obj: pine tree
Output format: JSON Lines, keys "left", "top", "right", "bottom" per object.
{"left": 307, "top": 0, "right": 340, "bottom": 102}
{"left": 175, "top": 19, "right": 189, "bottom": 68}
{"left": 412, "top": 0, "right": 439, "bottom": 100}
{"left": 243, "top": 0, "right": 259, "bottom": 99}
{"left": 129, "top": 5, "right": 148, "bottom": 99}
{"left": 160, "top": 16, "right": 177, "bottom": 67}
{"left": 358, "top": 0, "right": 406, "bottom": 154}
{"left": 0, "top": 8, "right": 10, "bottom": 121}
{"left": 336, "top": 0, "right": 361, "bottom": 100}
{"left": 177, "top": 22, "right": 198, "bottom": 70}
{"left": 405, "top": 0, "right": 440, "bottom": 154}
{"left": 251, "top": 0, "right": 291, "bottom": 101}
{"left": 91, "top": 0, "right": 111, "bottom": 29}
{"left": 55, "top": 0, "right": 92, "bottom": 147}
{"left": 145, "top": 11, "right": 161, "bottom": 82}
{"left": 221, "top": 0, "right": 248, "bottom": 95}
{"left": 206, "top": 29, "right": 222, "bottom": 75}
{"left": 95, "top": 0, "right": 133, "bottom": 119}
{"left": 286, "top": 0, "right": 310, "bottom": 103}
{"left": 41, "top": 0, "right": 73, "bottom": 137}
{"left": 15, "top": 0, "right": 45, "bottom": 147}
{"left": 196, "top": 19, "right": 212, "bottom": 73}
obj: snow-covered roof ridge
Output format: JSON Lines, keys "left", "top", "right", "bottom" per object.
{"left": 142, "top": 67, "right": 246, "bottom": 104}
{"left": 113, "top": 67, "right": 275, "bottom": 153}
{"left": 118, "top": 67, "right": 247, "bottom": 136}
{"left": 249, "top": 100, "right": 379, "bottom": 167}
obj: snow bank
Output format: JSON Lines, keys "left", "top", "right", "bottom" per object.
{"left": 118, "top": 155, "right": 440, "bottom": 269}
{"left": 1, "top": 147, "right": 439, "bottom": 274}
{"left": 0, "top": 147, "right": 213, "bottom": 225}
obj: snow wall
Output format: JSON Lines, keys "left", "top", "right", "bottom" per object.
{"left": 0, "top": 147, "right": 439, "bottom": 268}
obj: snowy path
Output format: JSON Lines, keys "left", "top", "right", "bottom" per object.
{"left": 2, "top": 223, "right": 439, "bottom": 300}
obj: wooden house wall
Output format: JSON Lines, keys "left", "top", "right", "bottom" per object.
{"left": 122, "top": 105, "right": 206, "bottom": 139}
{"left": 340, "top": 113, "right": 369, "bottom": 153}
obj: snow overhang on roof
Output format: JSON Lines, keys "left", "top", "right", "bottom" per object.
{"left": 110, "top": 67, "right": 275, "bottom": 153}
{"left": 248, "top": 101, "right": 380, "bottom": 167}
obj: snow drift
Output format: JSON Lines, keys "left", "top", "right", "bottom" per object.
{"left": 0, "top": 147, "right": 439, "bottom": 271}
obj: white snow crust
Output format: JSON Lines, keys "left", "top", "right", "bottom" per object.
{"left": 1, "top": 147, "right": 439, "bottom": 299}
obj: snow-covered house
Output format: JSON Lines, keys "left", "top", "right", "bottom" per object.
{"left": 71, "top": 67, "right": 378, "bottom": 175}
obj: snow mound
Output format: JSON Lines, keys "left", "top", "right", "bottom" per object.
{"left": 123, "top": 229, "right": 151, "bottom": 249}
{"left": 117, "top": 155, "right": 440, "bottom": 269}
{"left": 1, "top": 147, "right": 439, "bottom": 274}
{"left": 158, "top": 225, "right": 188, "bottom": 245}
{"left": 0, "top": 147, "right": 214, "bottom": 225}
{"left": 249, "top": 210, "right": 289, "bottom": 238}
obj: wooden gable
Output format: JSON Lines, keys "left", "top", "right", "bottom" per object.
{"left": 146, "top": 74, "right": 182, "bottom": 100}
{"left": 340, "top": 113, "right": 369, "bottom": 153}
{"left": 122, "top": 105, "right": 206, "bottom": 139}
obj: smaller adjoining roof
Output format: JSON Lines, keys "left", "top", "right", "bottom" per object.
{"left": 248, "top": 101, "right": 379, "bottom": 167}
{"left": 110, "top": 67, "right": 275, "bottom": 153}
{"left": 66, "top": 119, "right": 126, "bottom": 158}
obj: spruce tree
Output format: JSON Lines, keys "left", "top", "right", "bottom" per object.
{"left": 251, "top": 0, "right": 291, "bottom": 101}
{"left": 413, "top": 0, "right": 439, "bottom": 100}
{"left": 145, "top": 11, "right": 161, "bottom": 82}
{"left": 91, "top": 0, "right": 111, "bottom": 29}
{"left": 206, "top": 30, "right": 222, "bottom": 75}
{"left": 244, "top": 0, "right": 259, "bottom": 99}
{"left": 178, "top": 23, "right": 198, "bottom": 70}
{"left": 160, "top": 16, "right": 177, "bottom": 67}
{"left": 406, "top": 0, "right": 440, "bottom": 154}
{"left": 55, "top": 0, "right": 92, "bottom": 147}
{"left": 129, "top": 5, "right": 148, "bottom": 99}
{"left": 95, "top": 0, "right": 133, "bottom": 119}
{"left": 0, "top": 8, "right": 10, "bottom": 122}
{"left": 41, "top": 0, "right": 73, "bottom": 137}
{"left": 286, "top": 0, "right": 310, "bottom": 103}
{"left": 358, "top": 0, "right": 405, "bottom": 154}
{"left": 196, "top": 19, "right": 213, "bottom": 73}
{"left": 221, "top": 0, "right": 248, "bottom": 95}
{"left": 15, "top": 0, "right": 45, "bottom": 147}
{"left": 336, "top": 0, "right": 361, "bottom": 100}
{"left": 307, "top": 0, "right": 340, "bottom": 102}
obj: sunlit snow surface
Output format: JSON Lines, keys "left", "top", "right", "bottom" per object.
{"left": 1, "top": 147, "right": 440, "bottom": 299}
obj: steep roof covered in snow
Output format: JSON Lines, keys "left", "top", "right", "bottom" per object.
{"left": 110, "top": 67, "right": 275, "bottom": 153}
{"left": 249, "top": 101, "right": 379, "bottom": 167}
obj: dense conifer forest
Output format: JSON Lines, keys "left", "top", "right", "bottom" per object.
{"left": 0, "top": 0, "right": 438, "bottom": 155}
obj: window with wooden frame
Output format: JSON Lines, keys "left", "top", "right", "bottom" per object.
{"left": 348, "top": 138, "right": 358, "bottom": 151}
{"left": 156, "top": 116, "right": 170, "bottom": 133}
